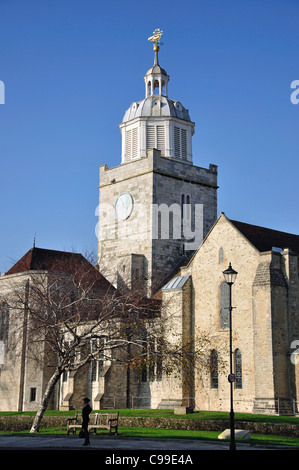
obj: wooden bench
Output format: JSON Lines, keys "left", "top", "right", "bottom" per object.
{"left": 66, "top": 411, "right": 82, "bottom": 435}
{"left": 89, "top": 412, "right": 119, "bottom": 435}
{"left": 66, "top": 412, "right": 119, "bottom": 436}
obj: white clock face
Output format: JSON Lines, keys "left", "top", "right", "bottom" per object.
{"left": 115, "top": 192, "right": 134, "bottom": 220}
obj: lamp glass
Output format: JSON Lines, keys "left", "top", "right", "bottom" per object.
{"left": 223, "top": 263, "right": 238, "bottom": 285}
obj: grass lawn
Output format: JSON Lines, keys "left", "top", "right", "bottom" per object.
{"left": 0, "top": 409, "right": 299, "bottom": 447}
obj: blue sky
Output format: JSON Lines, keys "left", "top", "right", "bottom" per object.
{"left": 0, "top": 0, "right": 299, "bottom": 273}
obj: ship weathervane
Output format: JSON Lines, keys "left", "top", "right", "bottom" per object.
{"left": 148, "top": 28, "right": 163, "bottom": 49}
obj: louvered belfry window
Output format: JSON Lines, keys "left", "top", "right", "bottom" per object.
{"left": 174, "top": 126, "right": 187, "bottom": 160}
{"left": 157, "top": 125, "right": 165, "bottom": 154}
{"left": 132, "top": 128, "right": 138, "bottom": 159}
{"left": 174, "top": 126, "right": 180, "bottom": 158}
{"left": 126, "top": 127, "right": 139, "bottom": 160}
{"left": 181, "top": 129, "right": 187, "bottom": 160}
{"left": 126, "top": 129, "right": 132, "bottom": 160}
{"left": 146, "top": 125, "right": 155, "bottom": 150}
{"left": 146, "top": 125, "right": 165, "bottom": 156}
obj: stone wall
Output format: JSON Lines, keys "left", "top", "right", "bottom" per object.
{"left": 98, "top": 149, "right": 217, "bottom": 291}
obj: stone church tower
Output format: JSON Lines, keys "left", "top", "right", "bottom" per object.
{"left": 97, "top": 35, "right": 218, "bottom": 292}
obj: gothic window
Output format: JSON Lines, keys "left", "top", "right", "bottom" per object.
{"left": 90, "top": 337, "right": 107, "bottom": 382}
{"left": 211, "top": 350, "right": 218, "bottom": 389}
{"left": 91, "top": 360, "right": 97, "bottom": 382}
{"left": 219, "top": 248, "right": 224, "bottom": 264}
{"left": 220, "top": 282, "right": 230, "bottom": 329}
{"left": 156, "top": 339, "right": 163, "bottom": 382}
{"left": 181, "top": 194, "right": 191, "bottom": 221}
{"left": 186, "top": 195, "right": 191, "bottom": 220}
{"left": 148, "top": 341, "right": 155, "bottom": 382}
{"left": 0, "top": 302, "right": 9, "bottom": 341}
{"left": 30, "top": 387, "right": 36, "bottom": 402}
{"left": 141, "top": 337, "right": 163, "bottom": 382}
{"left": 235, "top": 349, "right": 242, "bottom": 389}
{"left": 181, "top": 194, "right": 185, "bottom": 218}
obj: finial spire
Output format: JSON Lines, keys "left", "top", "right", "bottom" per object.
{"left": 33, "top": 233, "right": 36, "bottom": 248}
{"left": 148, "top": 28, "right": 163, "bottom": 65}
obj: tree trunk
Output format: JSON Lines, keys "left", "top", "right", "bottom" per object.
{"left": 30, "top": 368, "right": 62, "bottom": 433}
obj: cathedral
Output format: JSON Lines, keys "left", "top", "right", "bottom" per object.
{"left": 0, "top": 32, "right": 299, "bottom": 415}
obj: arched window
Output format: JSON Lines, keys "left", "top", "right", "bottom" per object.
{"left": 186, "top": 195, "right": 191, "bottom": 220}
{"left": 219, "top": 247, "right": 224, "bottom": 264}
{"left": 211, "top": 350, "right": 218, "bottom": 388}
{"left": 220, "top": 282, "right": 230, "bottom": 329}
{"left": 181, "top": 194, "right": 185, "bottom": 219}
{"left": 235, "top": 349, "right": 242, "bottom": 389}
{"left": 0, "top": 302, "right": 9, "bottom": 341}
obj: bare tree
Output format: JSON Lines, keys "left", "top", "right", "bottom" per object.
{"left": 1, "top": 252, "right": 227, "bottom": 432}
{"left": 2, "top": 254, "right": 164, "bottom": 432}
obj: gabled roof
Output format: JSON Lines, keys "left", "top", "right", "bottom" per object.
{"left": 230, "top": 219, "right": 299, "bottom": 254}
{"left": 4, "top": 247, "right": 114, "bottom": 293}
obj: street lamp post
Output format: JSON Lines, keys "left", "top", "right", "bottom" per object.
{"left": 223, "top": 262, "right": 238, "bottom": 451}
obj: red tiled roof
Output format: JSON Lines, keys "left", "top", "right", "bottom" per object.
{"left": 5, "top": 247, "right": 114, "bottom": 293}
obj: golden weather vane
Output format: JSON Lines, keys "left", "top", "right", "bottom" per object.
{"left": 148, "top": 28, "right": 163, "bottom": 49}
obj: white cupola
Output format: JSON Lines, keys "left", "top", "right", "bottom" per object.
{"left": 119, "top": 35, "right": 195, "bottom": 164}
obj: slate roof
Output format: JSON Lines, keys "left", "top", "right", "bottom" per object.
{"left": 230, "top": 219, "right": 299, "bottom": 254}
{"left": 162, "top": 275, "right": 190, "bottom": 291}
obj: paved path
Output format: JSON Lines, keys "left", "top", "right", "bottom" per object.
{"left": 0, "top": 434, "right": 286, "bottom": 451}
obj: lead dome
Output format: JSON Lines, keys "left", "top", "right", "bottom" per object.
{"left": 119, "top": 43, "right": 195, "bottom": 163}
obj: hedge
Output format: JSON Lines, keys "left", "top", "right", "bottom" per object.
{"left": 0, "top": 415, "right": 299, "bottom": 437}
